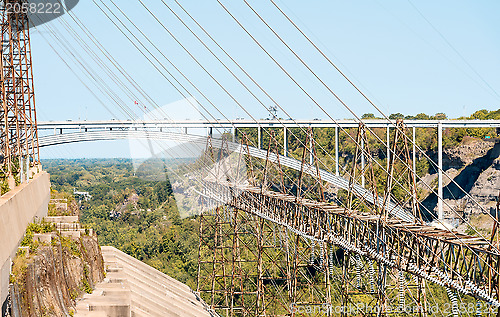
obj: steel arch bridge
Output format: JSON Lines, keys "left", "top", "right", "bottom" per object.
{"left": 38, "top": 129, "right": 412, "bottom": 222}
{"left": 38, "top": 127, "right": 500, "bottom": 315}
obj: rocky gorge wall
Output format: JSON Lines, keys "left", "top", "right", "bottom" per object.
{"left": 419, "top": 138, "right": 500, "bottom": 217}
{"left": 9, "top": 232, "right": 105, "bottom": 317}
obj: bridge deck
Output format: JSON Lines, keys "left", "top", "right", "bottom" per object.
{"left": 37, "top": 119, "right": 500, "bottom": 129}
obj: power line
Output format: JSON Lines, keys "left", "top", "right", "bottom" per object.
{"left": 407, "top": 0, "right": 500, "bottom": 101}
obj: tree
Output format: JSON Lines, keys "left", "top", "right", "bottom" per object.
{"left": 362, "top": 113, "right": 376, "bottom": 119}
{"left": 414, "top": 113, "right": 430, "bottom": 120}
{"left": 433, "top": 112, "right": 447, "bottom": 120}
{"left": 389, "top": 113, "right": 404, "bottom": 120}
{"left": 471, "top": 109, "right": 489, "bottom": 119}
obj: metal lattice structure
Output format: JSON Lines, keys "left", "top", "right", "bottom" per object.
{"left": 0, "top": 0, "right": 39, "bottom": 188}
{"left": 196, "top": 129, "right": 500, "bottom": 317}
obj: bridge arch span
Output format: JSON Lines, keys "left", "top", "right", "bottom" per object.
{"left": 39, "top": 130, "right": 413, "bottom": 222}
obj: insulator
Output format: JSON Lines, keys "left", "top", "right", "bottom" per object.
{"left": 355, "top": 254, "right": 362, "bottom": 289}
{"left": 369, "top": 260, "right": 376, "bottom": 294}
{"left": 222, "top": 206, "right": 227, "bottom": 222}
{"left": 398, "top": 270, "right": 405, "bottom": 311}
{"left": 284, "top": 228, "right": 289, "bottom": 248}
{"left": 310, "top": 240, "right": 316, "bottom": 266}
{"left": 329, "top": 246, "right": 334, "bottom": 275}
{"left": 273, "top": 225, "right": 278, "bottom": 247}
{"left": 445, "top": 287, "right": 459, "bottom": 317}
{"left": 319, "top": 243, "right": 325, "bottom": 270}
{"left": 476, "top": 301, "right": 481, "bottom": 316}
{"left": 277, "top": 227, "right": 283, "bottom": 248}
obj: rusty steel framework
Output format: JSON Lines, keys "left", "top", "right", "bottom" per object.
{"left": 195, "top": 123, "right": 500, "bottom": 317}
{"left": 0, "top": 0, "right": 39, "bottom": 188}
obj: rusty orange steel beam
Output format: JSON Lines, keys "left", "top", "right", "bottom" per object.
{"left": 200, "top": 181, "right": 500, "bottom": 306}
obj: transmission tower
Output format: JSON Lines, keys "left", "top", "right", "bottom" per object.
{"left": 0, "top": 0, "right": 39, "bottom": 189}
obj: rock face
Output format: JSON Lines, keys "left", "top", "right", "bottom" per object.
{"left": 9, "top": 219, "right": 105, "bottom": 317}
{"left": 469, "top": 157, "right": 500, "bottom": 211}
{"left": 445, "top": 137, "right": 495, "bottom": 168}
{"left": 420, "top": 138, "right": 500, "bottom": 217}
{"left": 451, "top": 141, "right": 500, "bottom": 214}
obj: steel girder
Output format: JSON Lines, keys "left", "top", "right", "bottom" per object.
{"left": 201, "top": 181, "right": 500, "bottom": 307}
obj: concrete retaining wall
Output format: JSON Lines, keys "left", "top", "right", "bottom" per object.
{"left": 0, "top": 172, "right": 51, "bottom": 311}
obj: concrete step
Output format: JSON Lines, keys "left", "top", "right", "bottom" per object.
{"left": 104, "top": 253, "right": 194, "bottom": 300}
{"left": 101, "top": 247, "right": 189, "bottom": 288}
{"left": 75, "top": 274, "right": 132, "bottom": 317}
{"left": 101, "top": 248, "right": 192, "bottom": 295}
{"left": 127, "top": 277, "right": 204, "bottom": 317}
{"left": 54, "top": 222, "right": 81, "bottom": 230}
{"left": 33, "top": 233, "right": 54, "bottom": 243}
{"left": 131, "top": 305, "right": 151, "bottom": 317}
{"left": 44, "top": 216, "right": 78, "bottom": 223}
{"left": 100, "top": 246, "right": 212, "bottom": 317}
{"left": 74, "top": 311, "right": 108, "bottom": 317}
{"left": 104, "top": 260, "right": 206, "bottom": 317}
{"left": 61, "top": 230, "right": 81, "bottom": 239}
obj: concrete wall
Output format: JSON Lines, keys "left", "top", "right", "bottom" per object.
{"left": 0, "top": 172, "right": 51, "bottom": 312}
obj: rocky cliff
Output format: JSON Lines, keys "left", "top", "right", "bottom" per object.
{"left": 8, "top": 218, "right": 104, "bottom": 317}
{"left": 419, "top": 138, "right": 500, "bottom": 217}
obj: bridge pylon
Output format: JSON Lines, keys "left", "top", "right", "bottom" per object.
{"left": 345, "top": 123, "right": 381, "bottom": 215}
{"left": 0, "top": 0, "right": 39, "bottom": 190}
{"left": 382, "top": 119, "right": 422, "bottom": 222}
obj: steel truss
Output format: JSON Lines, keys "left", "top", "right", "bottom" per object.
{"left": 0, "top": 0, "right": 39, "bottom": 188}
{"left": 197, "top": 205, "right": 333, "bottom": 317}
{"left": 197, "top": 127, "right": 500, "bottom": 316}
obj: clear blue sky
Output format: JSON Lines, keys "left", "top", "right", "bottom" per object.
{"left": 33, "top": 0, "right": 500, "bottom": 158}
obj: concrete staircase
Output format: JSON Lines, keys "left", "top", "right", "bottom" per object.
{"left": 75, "top": 246, "right": 214, "bottom": 317}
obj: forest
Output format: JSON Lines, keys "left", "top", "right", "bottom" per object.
{"left": 44, "top": 159, "right": 200, "bottom": 288}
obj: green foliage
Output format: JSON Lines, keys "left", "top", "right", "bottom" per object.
{"left": 44, "top": 159, "right": 199, "bottom": 288}
{"left": 20, "top": 221, "right": 56, "bottom": 252}
{"left": 80, "top": 265, "right": 93, "bottom": 293}
{"left": 389, "top": 113, "right": 404, "bottom": 120}
{"left": 58, "top": 235, "right": 82, "bottom": 257}
{"left": 27, "top": 221, "right": 56, "bottom": 234}
{"left": 414, "top": 113, "right": 430, "bottom": 120}
{"left": 432, "top": 112, "right": 447, "bottom": 120}
{"left": 0, "top": 180, "right": 9, "bottom": 195}
{"left": 80, "top": 277, "right": 92, "bottom": 294}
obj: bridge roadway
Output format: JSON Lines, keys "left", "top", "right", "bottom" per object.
{"left": 201, "top": 180, "right": 500, "bottom": 306}
{"left": 38, "top": 130, "right": 413, "bottom": 223}
{"left": 37, "top": 119, "right": 500, "bottom": 130}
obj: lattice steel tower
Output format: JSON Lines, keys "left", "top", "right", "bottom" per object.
{"left": 0, "top": 0, "right": 39, "bottom": 188}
